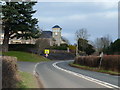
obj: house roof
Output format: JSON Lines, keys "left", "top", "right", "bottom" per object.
{"left": 39, "top": 31, "right": 52, "bottom": 38}
{"left": 52, "top": 25, "right": 61, "bottom": 28}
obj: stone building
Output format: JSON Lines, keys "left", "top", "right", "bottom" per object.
{"left": 39, "top": 25, "right": 66, "bottom": 46}
{"left": 0, "top": 30, "right": 36, "bottom": 44}
{"left": 0, "top": 25, "right": 66, "bottom": 45}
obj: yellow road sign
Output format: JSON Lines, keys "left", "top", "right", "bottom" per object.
{"left": 44, "top": 49, "right": 50, "bottom": 54}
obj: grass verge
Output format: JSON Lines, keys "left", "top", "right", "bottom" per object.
{"left": 3, "top": 51, "right": 50, "bottom": 62}
{"left": 69, "top": 62, "right": 120, "bottom": 76}
{"left": 17, "top": 71, "right": 39, "bottom": 88}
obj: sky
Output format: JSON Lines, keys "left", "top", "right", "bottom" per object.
{"left": 33, "top": 1, "right": 119, "bottom": 44}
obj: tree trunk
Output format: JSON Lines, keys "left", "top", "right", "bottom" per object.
{"left": 2, "top": 30, "right": 9, "bottom": 52}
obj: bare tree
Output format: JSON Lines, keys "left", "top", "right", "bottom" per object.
{"left": 94, "top": 35, "right": 112, "bottom": 52}
{"left": 75, "top": 28, "right": 90, "bottom": 40}
{"left": 35, "top": 38, "right": 50, "bottom": 54}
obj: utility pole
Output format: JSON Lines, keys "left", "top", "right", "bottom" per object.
{"left": 76, "top": 39, "right": 79, "bottom": 56}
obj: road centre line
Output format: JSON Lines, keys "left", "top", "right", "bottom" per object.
{"left": 52, "top": 61, "right": 120, "bottom": 89}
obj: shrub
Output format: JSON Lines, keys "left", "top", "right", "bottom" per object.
{"left": 1, "top": 56, "right": 20, "bottom": 88}
{"left": 101, "top": 55, "right": 120, "bottom": 72}
{"left": 74, "top": 56, "right": 100, "bottom": 67}
{"left": 68, "top": 45, "right": 76, "bottom": 54}
{"left": 50, "top": 44, "right": 68, "bottom": 50}
{"left": 74, "top": 55, "right": 120, "bottom": 72}
{"left": 60, "top": 44, "right": 68, "bottom": 47}
{"left": 9, "top": 44, "right": 35, "bottom": 52}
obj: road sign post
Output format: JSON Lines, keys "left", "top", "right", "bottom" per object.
{"left": 99, "top": 52, "right": 104, "bottom": 69}
{"left": 44, "top": 49, "right": 50, "bottom": 57}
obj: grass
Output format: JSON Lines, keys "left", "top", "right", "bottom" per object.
{"left": 0, "top": 51, "right": 2, "bottom": 55}
{"left": 3, "top": 51, "right": 50, "bottom": 62}
{"left": 17, "top": 71, "right": 39, "bottom": 88}
{"left": 69, "top": 62, "right": 120, "bottom": 76}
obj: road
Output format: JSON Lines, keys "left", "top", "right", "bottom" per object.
{"left": 17, "top": 61, "right": 37, "bottom": 73}
{"left": 35, "top": 60, "right": 119, "bottom": 88}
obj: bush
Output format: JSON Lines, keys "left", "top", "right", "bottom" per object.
{"left": 74, "top": 56, "right": 100, "bottom": 67}
{"left": 74, "top": 55, "right": 120, "bottom": 72}
{"left": 9, "top": 44, "right": 36, "bottom": 52}
{"left": 50, "top": 44, "right": 68, "bottom": 50}
{"left": 101, "top": 55, "right": 120, "bottom": 72}
{"left": 1, "top": 56, "right": 20, "bottom": 88}
{"left": 68, "top": 45, "right": 76, "bottom": 54}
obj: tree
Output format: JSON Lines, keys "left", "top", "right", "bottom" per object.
{"left": 85, "top": 44, "right": 95, "bottom": 55}
{"left": 104, "top": 39, "right": 120, "bottom": 54}
{"left": 94, "top": 35, "right": 112, "bottom": 52}
{"left": 78, "top": 38, "right": 88, "bottom": 52}
{"left": 75, "top": 28, "right": 90, "bottom": 40}
{"left": 35, "top": 38, "right": 50, "bottom": 54}
{"left": 2, "top": 2, "right": 40, "bottom": 52}
{"left": 75, "top": 28, "right": 90, "bottom": 55}
{"left": 112, "top": 39, "right": 120, "bottom": 52}
{"left": 78, "top": 38, "right": 95, "bottom": 55}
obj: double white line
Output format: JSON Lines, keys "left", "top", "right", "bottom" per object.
{"left": 52, "top": 61, "right": 120, "bottom": 89}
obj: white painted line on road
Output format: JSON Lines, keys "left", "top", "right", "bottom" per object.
{"left": 52, "top": 61, "right": 120, "bottom": 89}
{"left": 33, "top": 62, "right": 40, "bottom": 75}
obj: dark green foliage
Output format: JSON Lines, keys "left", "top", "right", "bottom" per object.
{"left": 50, "top": 44, "right": 68, "bottom": 50}
{"left": 2, "top": 2, "right": 39, "bottom": 39}
{"left": 9, "top": 44, "right": 36, "bottom": 52}
{"left": 111, "top": 39, "right": 120, "bottom": 52}
{"left": 78, "top": 38, "right": 88, "bottom": 51}
{"left": 103, "top": 39, "right": 120, "bottom": 54}
{"left": 85, "top": 44, "right": 95, "bottom": 55}
{"left": 2, "top": 2, "right": 40, "bottom": 52}
{"left": 78, "top": 38, "right": 95, "bottom": 55}
{"left": 60, "top": 43, "right": 68, "bottom": 47}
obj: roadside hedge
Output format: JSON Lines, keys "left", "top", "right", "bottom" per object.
{"left": 101, "top": 55, "right": 120, "bottom": 72}
{"left": 74, "top": 56, "right": 100, "bottom": 67}
{"left": 74, "top": 55, "right": 120, "bottom": 72}
{"left": 1, "top": 56, "right": 20, "bottom": 88}
{"left": 9, "top": 44, "right": 35, "bottom": 52}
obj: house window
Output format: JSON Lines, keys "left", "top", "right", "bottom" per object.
{"left": 55, "top": 32, "right": 58, "bottom": 35}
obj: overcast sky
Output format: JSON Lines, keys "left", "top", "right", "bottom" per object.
{"left": 33, "top": 1, "right": 118, "bottom": 44}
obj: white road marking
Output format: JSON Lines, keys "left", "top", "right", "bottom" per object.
{"left": 52, "top": 61, "right": 120, "bottom": 89}
{"left": 33, "top": 62, "right": 40, "bottom": 75}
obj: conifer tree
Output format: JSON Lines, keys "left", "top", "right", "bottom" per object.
{"left": 2, "top": 2, "right": 40, "bottom": 52}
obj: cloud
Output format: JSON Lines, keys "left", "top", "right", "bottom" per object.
{"left": 37, "top": 17, "right": 56, "bottom": 23}
{"left": 62, "top": 32, "right": 74, "bottom": 38}
{"left": 35, "top": 11, "right": 117, "bottom": 24}
{"left": 37, "top": 0, "right": 119, "bottom": 2}
{"left": 94, "top": 2, "right": 118, "bottom": 9}
{"left": 104, "top": 11, "right": 118, "bottom": 19}
{"left": 68, "top": 14, "right": 87, "bottom": 20}
{"left": 88, "top": 11, "right": 118, "bottom": 19}
{"left": 62, "top": 32, "right": 75, "bottom": 44}
{"left": 36, "top": 14, "right": 87, "bottom": 23}
{"left": 33, "top": 2, "right": 118, "bottom": 44}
